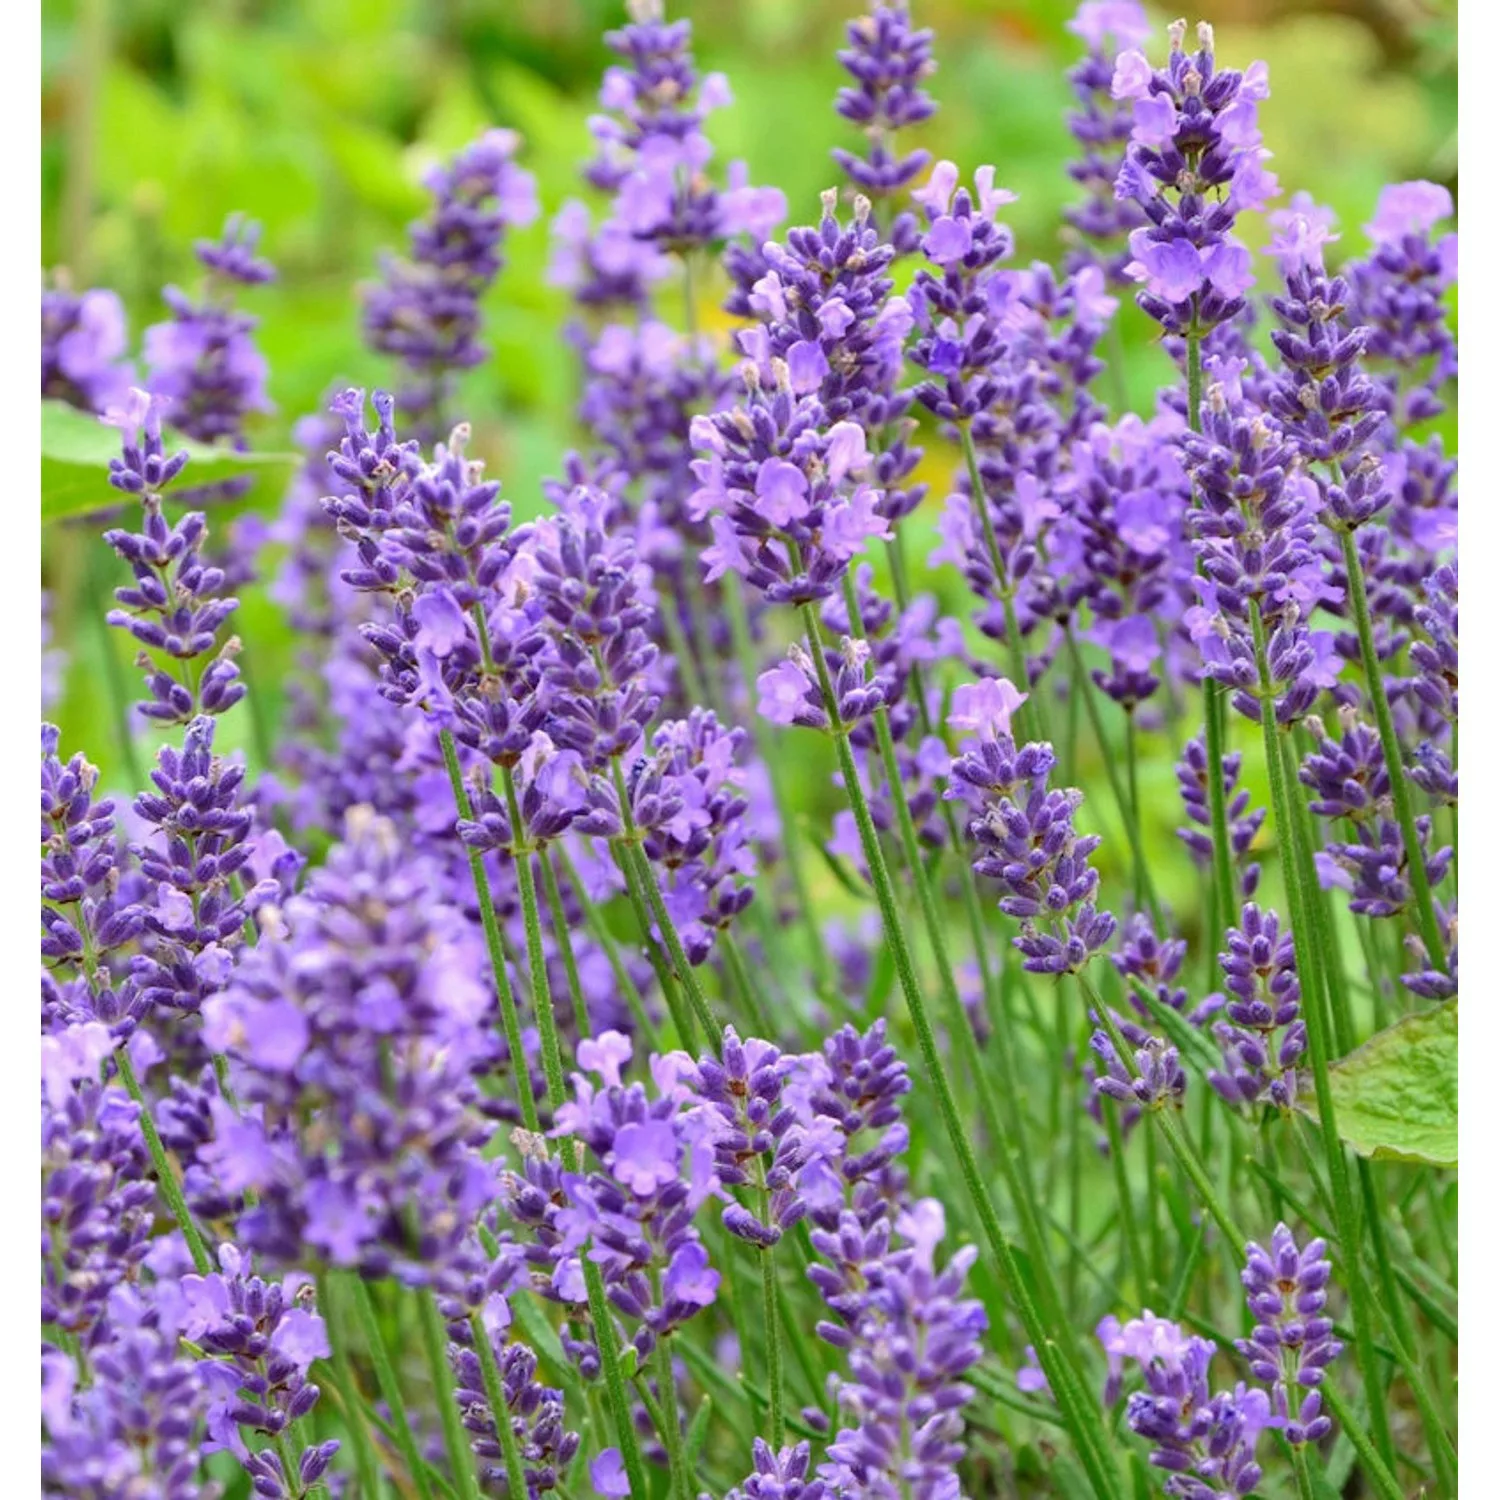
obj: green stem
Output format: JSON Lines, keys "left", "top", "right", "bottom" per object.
{"left": 610, "top": 760, "right": 723, "bottom": 1049}
{"left": 611, "top": 835, "right": 695, "bottom": 1049}
{"left": 1101, "top": 1103, "right": 1149, "bottom": 1304}
{"left": 554, "top": 844, "right": 658, "bottom": 1048}
{"left": 956, "top": 420, "right": 1037, "bottom": 742}
{"left": 538, "top": 843, "right": 591, "bottom": 1039}
{"left": 723, "top": 571, "right": 839, "bottom": 1004}
{"left": 349, "top": 1277, "right": 435, "bottom": 1500}
{"left": 1338, "top": 529, "right": 1448, "bottom": 970}
{"left": 1321, "top": 1381, "right": 1406, "bottom": 1500}
{"left": 759, "top": 1243, "right": 785, "bottom": 1450}
{"left": 86, "top": 544, "right": 145, "bottom": 790}
{"left": 416, "top": 1289, "right": 481, "bottom": 1500}
{"left": 654, "top": 1336, "right": 692, "bottom": 1500}
{"left": 1248, "top": 600, "right": 1401, "bottom": 1485}
{"left": 115, "top": 1050, "right": 212, "bottom": 1274}
{"left": 1290, "top": 1444, "right": 1317, "bottom": 1500}
{"left": 720, "top": 928, "right": 776, "bottom": 1038}
{"left": 582, "top": 1264, "right": 650, "bottom": 1500}
{"left": 469, "top": 1311, "right": 531, "bottom": 1500}
{"left": 1062, "top": 627, "right": 1164, "bottom": 929}
{"left": 1201, "top": 682, "right": 1239, "bottom": 938}
{"left": 796, "top": 600, "right": 1123, "bottom": 1500}
{"left": 501, "top": 763, "right": 574, "bottom": 1124}
{"left": 438, "top": 729, "right": 539, "bottom": 1135}
{"left": 317, "top": 1273, "right": 384, "bottom": 1500}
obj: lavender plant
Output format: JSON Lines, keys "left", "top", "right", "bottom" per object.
{"left": 40, "top": 6, "right": 1458, "bottom": 1500}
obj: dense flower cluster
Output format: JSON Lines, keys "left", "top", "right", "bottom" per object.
{"left": 363, "top": 131, "right": 538, "bottom": 442}
{"left": 39, "top": 4, "right": 1457, "bottom": 1498}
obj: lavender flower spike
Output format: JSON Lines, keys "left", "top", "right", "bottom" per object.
{"left": 1238, "top": 1223, "right": 1342, "bottom": 1444}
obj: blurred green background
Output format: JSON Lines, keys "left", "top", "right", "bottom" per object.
{"left": 41, "top": 0, "right": 1456, "bottom": 918}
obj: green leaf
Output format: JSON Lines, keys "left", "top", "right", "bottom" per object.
{"left": 1309, "top": 1001, "right": 1457, "bottom": 1169}
{"left": 41, "top": 400, "right": 297, "bottom": 523}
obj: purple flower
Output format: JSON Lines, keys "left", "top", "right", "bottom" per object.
{"left": 102, "top": 390, "right": 245, "bottom": 724}
{"left": 1100, "top": 1309, "right": 1270, "bottom": 1495}
{"left": 145, "top": 215, "right": 274, "bottom": 451}
{"left": 41, "top": 726, "right": 148, "bottom": 1036}
{"left": 1204, "top": 904, "right": 1307, "bottom": 1110}
{"left": 42, "top": 282, "right": 133, "bottom": 412}
{"left": 202, "top": 811, "right": 501, "bottom": 1282}
{"left": 1348, "top": 180, "right": 1457, "bottom": 426}
{"left": 1113, "top": 22, "right": 1273, "bottom": 335}
{"left": 832, "top": 0, "right": 937, "bottom": 250}
{"left": 591, "top": 1447, "right": 631, "bottom": 1498}
{"left": 180, "top": 1244, "right": 338, "bottom": 1495}
{"left": 1365, "top": 180, "right": 1453, "bottom": 245}
{"left": 1237, "top": 1223, "right": 1342, "bottom": 1444}
{"left": 946, "top": 718, "right": 1116, "bottom": 974}
{"left": 810, "top": 1199, "right": 986, "bottom": 1498}
{"left": 363, "top": 130, "right": 537, "bottom": 441}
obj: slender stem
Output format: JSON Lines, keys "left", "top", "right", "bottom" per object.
{"left": 956, "top": 420, "right": 1037, "bottom": 742}
{"left": 611, "top": 835, "right": 695, "bottom": 1049}
{"left": 610, "top": 760, "right": 722, "bottom": 1049}
{"left": 501, "top": 764, "right": 573, "bottom": 1123}
{"left": 317, "top": 1273, "right": 384, "bottom": 1500}
{"left": 416, "top": 1289, "right": 481, "bottom": 1500}
{"left": 654, "top": 1336, "right": 692, "bottom": 1500}
{"left": 469, "top": 1311, "right": 531, "bottom": 1500}
{"left": 720, "top": 928, "right": 776, "bottom": 1038}
{"left": 1338, "top": 529, "right": 1449, "bottom": 970}
{"left": 722, "top": 571, "right": 839, "bottom": 1004}
{"left": 1062, "top": 627, "right": 1165, "bottom": 929}
{"left": 439, "top": 729, "right": 539, "bottom": 1134}
{"left": 1101, "top": 1102, "right": 1149, "bottom": 1303}
{"left": 758, "top": 1244, "right": 785, "bottom": 1449}
{"left": 87, "top": 544, "right": 145, "bottom": 789}
{"left": 1290, "top": 1444, "right": 1317, "bottom": 1500}
{"left": 554, "top": 844, "right": 658, "bottom": 1048}
{"left": 349, "top": 1277, "right": 435, "bottom": 1500}
{"left": 1201, "top": 682, "right": 1239, "bottom": 938}
{"left": 1248, "top": 600, "right": 1401, "bottom": 1485}
{"left": 581, "top": 1265, "right": 650, "bottom": 1500}
{"left": 1184, "top": 328, "right": 1239, "bottom": 945}
{"left": 538, "top": 844, "right": 591, "bottom": 1039}
{"left": 1321, "top": 1381, "right": 1407, "bottom": 1500}
{"left": 115, "top": 1050, "right": 212, "bottom": 1274}
{"left": 797, "top": 600, "right": 1124, "bottom": 1500}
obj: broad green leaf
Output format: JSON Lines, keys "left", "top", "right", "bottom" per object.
{"left": 41, "top": 400, "right": 297, "bottom": 523}
{"left": 1311, "top": 1001, "right": 1457, "bottom": 1169}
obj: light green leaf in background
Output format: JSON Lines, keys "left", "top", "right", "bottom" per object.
{"left": 42, "top": 399, "right": 297, "bottom": 522}
{"left": 1312, "top": 1001, "right": 1457, "bottom": 1169}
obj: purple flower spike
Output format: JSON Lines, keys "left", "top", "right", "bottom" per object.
{"left": 947, "top": 708, "right": 1115, "bottom": 974}
{"left": 1113, "top": 21, "right": 1273, "bottom": 336}
{"left": 726, "top": 1438, "right": 827, "bottom": 1500}
{"left": 1348, "top": 180, "right": 1457, "bottom": 428}
{"left": 1205, "top": 904, "right": 1307, "bottom": 1111}
{"left": 43, "top": 280, "right": 133, "bottom": 413}
{"left": 1238, "top": 1223, "right": 1343, "bottom": 1444}
{"left": 363, "top": 130, "right": 538, "bottom": 442}
{"left": 1062, "top": 1, "right": 1150, "bottom": 282}
{"left": 832, "top": 1, "right": 937, "bottom": 252}
{"left": 102, "top": 389, "right": 246, "bottom": 725}
{"left": 1100, "top": 1310, "right": 1272, "bottom": 1494}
